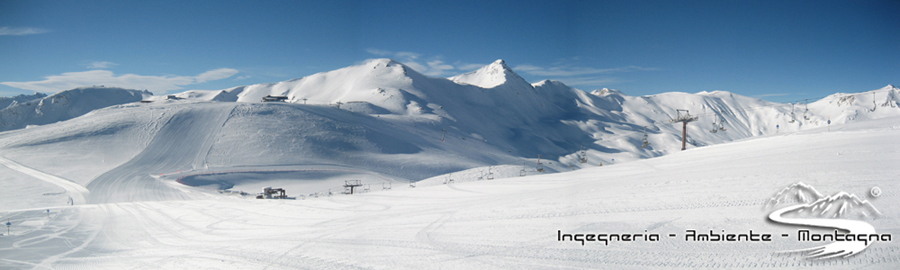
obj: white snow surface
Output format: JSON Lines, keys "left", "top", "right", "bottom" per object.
{"left": 1, "top": 114, "right": 898, "bottom": 269}
{"left": 0, "top": 87, "right": 149, "bottom": 132}
{"left": 0, "top": 60, "right": 899, "bottom": 268}
{"left": 0, "top": 93, "right": 47, "bottom": 110}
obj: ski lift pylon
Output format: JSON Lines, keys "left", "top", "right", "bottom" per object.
{"left": 641, "top": 127, "right": 650, "bottom": 148}
{"left": 871, "top": 92, "right": 878, "bottom": 112}
{"left": 789, "top": 103, "right": 796, "bottom": 123}
{"left": 536, "top": 155, "right": 544, "bottom": 172}
{"left": 882, "top": 89, "right": 897, "bottom": 108}
{"left": 579, "top": 145, "right": 587, "bottom": 163}
{"left": 803, "top": 100, "right": 810, "bottom": 120}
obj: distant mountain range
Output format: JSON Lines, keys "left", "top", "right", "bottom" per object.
{"left": 0, "top": 92, "right": 47, "bottom": 110}
{"left": 1, "top": 59, "right": 898, "bottom": 186}
{"left": 0, "top": 87, "right": 148, "bottom": 132}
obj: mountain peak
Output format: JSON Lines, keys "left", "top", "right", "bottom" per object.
{"left": 354, "top": 58, "right": 428, "bottom": 80}
{"left": 449, "top": 59, "right": 527, "bottom": 89}
{"left": 363, "top": 58, "right": 408, "bottom": 71}
{"left": 590, "top": 88, "right": 623, "bottom": 97}
{"left": 490, "top": 59, "right": 509, "bottom": 69}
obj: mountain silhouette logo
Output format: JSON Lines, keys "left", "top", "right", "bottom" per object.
{"left": 767, "top": 182, "right": 884, "bottom": 259}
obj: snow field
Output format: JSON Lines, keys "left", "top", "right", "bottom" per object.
{"left": 0, "top": 59, "right": 898, "bottom": 268}
{"left": 1, "top": 117, "right": 897, "bottom": 269}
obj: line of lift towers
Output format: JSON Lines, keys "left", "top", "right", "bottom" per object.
{"left": 338, "top": 108, "right": 726, "bottom": 195}
{"left": 328, "top": 92, "right": 897, "bottom": 196}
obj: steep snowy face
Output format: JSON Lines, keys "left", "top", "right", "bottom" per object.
{"left": 450, "top": 59, "right": 530, "bottom": 89}
{"left": 224, "top": 58, "right": 582, "bottom": 137}
{"left": 807, "top": 84, "right": 900, "bottom": 124}
{"left": 0, "top": 93, "right": 48, "bottom": 110}
{"left": 160, "top": 60, "right": 900, "bottom": 166}
{"left": 3, "top": 59, "right": 897, "bottom": 197}
{"left": 0, "top": 87, "right": 149, "bottom": 132}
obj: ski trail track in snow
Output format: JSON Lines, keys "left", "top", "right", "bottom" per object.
{"left": 0, "top": 156, "right": 88, "bottom": 205}
{"left": 86, "top": 103, "right": 236, "bottom": 204}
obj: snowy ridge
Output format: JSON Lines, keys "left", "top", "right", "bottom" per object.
{"left": 589, "top": 87, "right": 622, "bottom": 97}
{"left": 219, "top": 59, "right": 900, "bottom": 166}
{"left": 811, "top": 84, "right": 900, "bottom": 123}
{"left": 0, "top": 92, "right": 47, "bottom": 110}
{"left": 0, "top": 59, "right": 898, "bottom": 203}
{"left": 450, "top": 59, "right": 530, "bottom": 89}
{"left": 0, "top": 87, "right": 149, "bottom": 132}
{"left": 1, "top": 59, "right": 899, "bottom": 268}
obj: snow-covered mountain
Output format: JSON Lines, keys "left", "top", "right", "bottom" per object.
{"left": 185, "top": 59, "right": 900, "bottom": 164}
{"left": 0, "top": 87, "right": 149, "bottom": 132}
{"left": 450, "top": 59, "right": 530, "bottom": 88}
{"left": 0, "top": 92, "right": 47, "bottom": 110}
{"left": 0, "top": 59, "right": 898, "bottom": 203}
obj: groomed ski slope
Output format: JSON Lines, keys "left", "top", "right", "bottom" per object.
{"left": 85, "top": 103, "right": 237, "bottom": 204}
{"left": 1, "top": 117, "right": 897, "bottom": 269}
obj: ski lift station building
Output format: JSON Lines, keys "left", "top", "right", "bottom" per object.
{"left": 261, "top": 95, "right": 288, "bottom": 102}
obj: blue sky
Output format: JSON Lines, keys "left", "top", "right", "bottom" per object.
{"left": 1, "top": 0, "right": 897, "bottom": 102}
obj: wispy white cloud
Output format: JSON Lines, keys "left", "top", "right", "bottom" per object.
{"left": 753, "top": 93, "right": 792, "bottom": 98}
{"left": 514, "top": 59, "right": 657, "bottom": 88}
{"left": 513, "top": 64, "right": 657, "bottom": 77}
{"left": 556, "top": 77, "right": 626, "bottom": 86}
{"left": 366, "top": 48, "right": 422, "bottom": 61}
{"left": 365, "top": 48, "right": 392, "bottom": 56}
{"left": 394, "top": 51, "right": 421, "bottom": 60}
{"left": 455, "top": 63, "right": 485, "bottom": 71}
{"left": 402, "top": 61, "right": 431, "bottom": 75}
{"left": 365, "top": 48, "right": 485, "bottom": 77}
{"left": 0, "top": 27, "right": 50, "bottom": 36}
{"left": 427, "top": 60, "right": 454, "bottom": 71}
{"left": 1, "top": 68, "right": 239, "bottom": 94}
{"left": 86, "top": 61, "right": 118, "bottom": 69}
{"left": 234, "top": 75, "right": 252, "bottom": 80}
{"left": 194, "top": 68, "right": 239, "bottom": 83}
